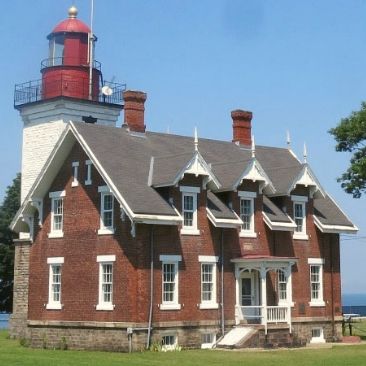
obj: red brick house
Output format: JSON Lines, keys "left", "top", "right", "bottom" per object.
{"left": 9, "top": 7, "right": 357, "bottom": 351}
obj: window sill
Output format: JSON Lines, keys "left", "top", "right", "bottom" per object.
{"left": 201, "top": 343, "right": 215, "bottom": 349}
{"left": 160, "top": 303, "right": 181, "bottom": 310}
{"left": 310, "top": 337, "right": 325, "bottom": 344}
{"left": 309, "top": 301, "right": 325, "bottom": 307}
{"left": 199, "top": 303, "right": 219, "bottom": 310}
{"left": 239, "top": 231, "right": 257, "bottom": 238}
{"left": 48, "top": 231, "right": 64, "bottom": 239}
{"left": 96, "top": 304, "right": 115, "bottom": 311}
{"left": 98, "top": 228, "right": 115, "bottom": 235}
{"left": 278, "top": 301, "right": 295, "bottom": 308}
{"left": 46, "top": 303, "right": 62, "bottom": 310}
{"left": 180, "top": 228, "right": 200, "bottom": 236}
{"left": 293, "top": 233, "right": 309, "bottom": 240}
{"left": 71, "top": 182, "right": 79, "bottom": 187}
{"left": 85, "top": 180, "right": 92, "bottom": 186}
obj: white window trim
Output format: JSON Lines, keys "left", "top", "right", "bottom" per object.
{"left": 48, "top": 190, "right": 65, "bottom": 238}
{"left": 160, "top": 255, "right": 182, "bottom": 310}
{"left": 310, "top": 327, "right": 325, "bottom": 343}
{"left": 199, "top": 256, "right": 218, "bottom": 309}
{"left": 96, "top": 255, "right": 116, "bottom": 311}
{"left": 201, "top": 333, "right": 216, "bottom": 349}
{"left": 308, "top": 258, "right": 325, "bottom": 307}
{"left": 98, "top": 186, "right": 115, "bottom": 235}
{"left": 292, "top": 196, "right": 308, "bottom": 240}
{"left": 46, "top": 257, "right": 64, "bottom": 310}
{"left": 72, "top": 161, "right": 79, "bottom": 187}
{"left": 180, "top": 186, "right": 200, "bottom": 235}
{"left": 161, "top": 334, "right": 178, "bottom": 351}
{"left": 238, "top": 191, "right": 257, "bottom": 238}
{"left": 85, "top": 160, "right": 92, "bottom": 185}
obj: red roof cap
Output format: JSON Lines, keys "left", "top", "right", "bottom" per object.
{"left": 51, "top": 6, "right": 90, "bottom": 34}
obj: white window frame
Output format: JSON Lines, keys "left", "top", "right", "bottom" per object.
{"left": 48, "top": 190, "right": 65, "bottom": 238}
{"left": 180, "top": 186, "right": 200, "bottom": 235}
{"left": 71, "top": 161, "right": 79, "bottom": 187}
{"left": 238, "top": 191, "right": 257, "bottom": 238}
{"left": 46, "top": 257, "right": 64, "bottom": 310}
{"left": 201, "top": 332, "right": 216, "bottom": 349}
{"left": 161, "top": 334, "right": 178, "bottom": 351}
{"left": 277, "top": 269, "right": 287, "bottom": 303}
{"left": 291, "top": 195, "right": 308, "bottom": 240}
{"left": 199, "top": 256, "right": 219, "bottom": 309}
{"left": 160, "top": 255, "right": 182, "bottom": 310}
{"left": 308, "top": 258, "right": 325, "bottom": 307}
{"left": 96, "top": 255, "right": 116, "bottom": 311}
{"left": 85, "top": 160, "right": 92, "bottom": 185}
{"left": 98, "top": 186, "right": 115, "bottom": 235}
{"left": 310, "top": 327, "right": 325, "bottom": 343}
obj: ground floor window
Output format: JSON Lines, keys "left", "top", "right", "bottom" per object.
{"left": 310, "top": 327, "right": 325, "bottom": 343}
{"left": 162, "top": 334, "right": 177, "bottom": 351}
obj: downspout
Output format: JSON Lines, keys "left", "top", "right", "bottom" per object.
{"left": 221, "top": 229, "right": 225, "bottom": 336}
{"left": 146, "top": 225, "right": 154, "bottom": 349}
{"left": 330, "top": 234, "right": 335, "bottom": 340}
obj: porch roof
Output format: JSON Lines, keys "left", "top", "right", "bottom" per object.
{"left": 231, "top": 254, "right": 298, "bottom": 263}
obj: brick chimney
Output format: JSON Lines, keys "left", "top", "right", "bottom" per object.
{"left": 231, "top": 109, "right": 252, "bottom": 146}
{"left": 123, "top": 90, "right": 147, "bottom": 132}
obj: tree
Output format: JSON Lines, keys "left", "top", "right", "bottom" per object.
{"left": 329, "top": 102, "right": 366, "bottom": 198}
{"left": 0, "top": 173, "right": 21, "bottom": 312}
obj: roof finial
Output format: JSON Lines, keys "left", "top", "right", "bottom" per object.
{"left": 286, "top": 130, "right": 291, "bottom": 149}
{"left": 68, "top": 5, "right": 78, "bottom": 18}
{"left": 303, "top": 142, "right": 307, "bottom": 163}
{"left": 251, "top": 135, "right": 256, "bottom": 158}
{"left": 194, "top": 127, "right": 198, "bottom": 151}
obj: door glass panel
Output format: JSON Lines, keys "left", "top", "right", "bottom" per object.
{"left": 241, "top": 278, "right": 252, "bottom": 306}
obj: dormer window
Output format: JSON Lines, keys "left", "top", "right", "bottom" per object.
{"left": 180, "top": 186, "right": 200, "bottom": 235}
{"left": 98, "top": 186, "right": 115, "bottom": 235}
{"left": 238, "top": 191, "right": 257, "bottom": 238}
{"left": 291, "top": 195, "right": 308, "bottom": 240}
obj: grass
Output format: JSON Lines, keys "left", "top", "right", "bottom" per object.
{"left": 343, "top": 318, "right": 366, "bottom": 340}
{"left": 1, "top": 330, "right": 366, "bottom": 366}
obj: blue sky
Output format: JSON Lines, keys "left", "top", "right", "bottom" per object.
{"left": 0, "top": 0, "right": 365, "bottom": 294}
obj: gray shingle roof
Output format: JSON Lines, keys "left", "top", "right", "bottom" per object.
{"left": 207, "top": 191, "right": 237, "bottom": 220}
{"left": 72, "top": 122, "right": 354, "bottom": 228}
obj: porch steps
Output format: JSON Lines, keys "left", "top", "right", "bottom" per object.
{"left": 216, "top": 327, "right": 257, "bottom": 349}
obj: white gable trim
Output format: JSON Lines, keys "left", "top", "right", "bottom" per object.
{"left": 288, "top": 165, "right": 325, "bottom": 198}
{"left": 206, "top": 208, "right": 243, "bottom": 228}
{"left": 173, "top": 151, "right": 221, "bottom": 190}
{"left": 233, "top": 159, "right": 275, "bottom": 194}
{"left": 263, "top": 212, "right": 297, "bottom": 232}
{"left": 313, "top": 215, "right": 358, "bottom": 234}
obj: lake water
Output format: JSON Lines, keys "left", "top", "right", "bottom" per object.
{"left": 0, "top": 313, "right": 9, "bottom": 329}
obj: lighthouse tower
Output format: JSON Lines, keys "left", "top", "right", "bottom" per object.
{"left": 15, "top": 6, "right": 124, "bottom": 202}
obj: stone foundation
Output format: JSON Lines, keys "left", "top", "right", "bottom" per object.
{"left": 12, "top": 318, "right": 342, "bottom": 351}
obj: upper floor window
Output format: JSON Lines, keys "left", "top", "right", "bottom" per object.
{"left": 98, "top": 186, "right": 114, "bottom": 235}
{"left": 291, "top": 195, "right": 308, "bottom": 240}
{"left": 180, "top": 186, "right": 200, "bottom": 235}
{"left": 85, "top": 160, "right": 92, "bottom": 185}
{"left": 96, "top": 255, "right": 116, "bottom": 311}
{"left": 199, "top": 256, "right": 219, "bottom": 309}
{"left": 308, "top": 258, "right": 325, "bottom": 307}
{"left": 46, "top": 257, "right": 64, "bottom": 310}
{"left": 160, "top": 255, "right": 182, "bottom": 310}
{"left": 72, "top": 161, "right": 79, "bottom": 187}
{"left": 48, "top": 190, "right": 65, "bottom": 238}
{"left": 238, "top": 191, "right": 257, "bottom": 238}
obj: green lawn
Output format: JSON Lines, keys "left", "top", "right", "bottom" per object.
{"left": 1, "top": 330, "right": 366, "bottom": 366}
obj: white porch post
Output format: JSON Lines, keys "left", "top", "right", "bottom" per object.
{"left": 235, "top": 265, "right": 240, "bottom": 325}
{"left": 260, "top": 267, "right": 267, "bottom": 334}
{"left": 285, "top": 264, "right": 293, "bottom": 333}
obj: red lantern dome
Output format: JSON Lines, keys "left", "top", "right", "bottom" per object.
{"left": 41, "top": 6, "right": 100, "bottom": 101}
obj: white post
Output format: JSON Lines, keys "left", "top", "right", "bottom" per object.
{"left": 260, "top": 267, "right": 267, "bottom": 334}
{"left": 286, "top": 264, "right": 293, "bottom": 332}
{"left": 235, "top": 266, "right": 240, "bottom": 324}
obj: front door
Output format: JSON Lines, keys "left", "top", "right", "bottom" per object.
{"left": 240, "top": 272, "right": 257, "bottom": 306}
